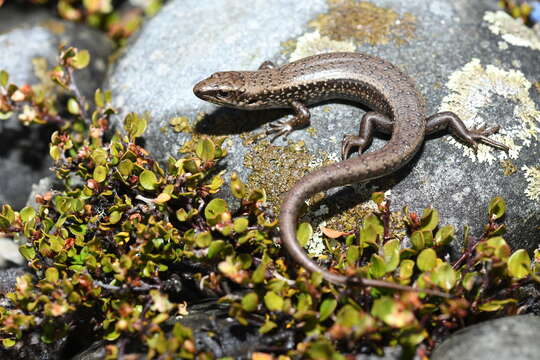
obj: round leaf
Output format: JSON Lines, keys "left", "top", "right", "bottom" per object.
{"left": 417, "top": 248, "right": 437, "bottom": 272}
{"left": 139, "top": 170, "right": 158, "bottom": 190}
{"left": 508, "top": 249, "right": 531, "bottom": 279}
{"left": 19, "top": 206, "right": 36, "bottom": 223}
{"left": 264, "top": 291, "right": 284, "bottom": 312}
{"left": 72, "top": 50, "right": 90, "bottom": 69}
{"left": 93, "top": 165, "right": 107, "bottom": 183}
{"left": 241, "top": 292, "right": 259, "bottom": 312}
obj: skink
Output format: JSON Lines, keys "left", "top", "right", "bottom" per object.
{"left": 193, "top": 52, "right": 508, "bottom": 296}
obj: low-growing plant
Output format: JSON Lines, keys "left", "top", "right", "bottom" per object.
{"left": 0, "top": 47, "right": 538, "bottom": 359}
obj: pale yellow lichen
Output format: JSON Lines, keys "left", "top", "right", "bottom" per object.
{"left": 289, "top": 31, "right": 356, "bottom": 62}
{"left": 484, "top": 11, "right": 540, "bottom": 51}
{"left": 440, "top": 58, "right": 540, "bottom": 164}
{"left": 522, "top": 165, "right": 540, "bottom": 201}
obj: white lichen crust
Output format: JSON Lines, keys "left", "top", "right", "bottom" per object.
{"left": 289, "top": 31, "right": 356, "bottom": 62}
{"left": 484, "top": 11, "right": 540, "bottom": 51}
{"left": 440, "top": 58, "right": 539, "bottom": 164}
{"left": 522, "top": 165, "right": 540, "bottom": 201}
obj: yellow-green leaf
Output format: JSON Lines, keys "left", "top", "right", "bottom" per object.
{"left": 139, "top": 170, "right": 158, "bottom": 190}
{"left": 195, "top": 137, "right": 216, "bottom": 162}
{"left": 297, "top": 222, "right": 312, "bottom": 248}
{"left": 264, "top": 291, "right": 284, "bottom": 312}
{"left": 0, "top": 70, "right": 9, "bottom": 87}
{"left": 319, "top": 298, "right": 337, "bottom": 321}
{"left": 420, "top": 208, "right": 439, "bottom": 231}
{"left": 241, "top": 292, "right": 259, "bottom": 312}
{"left": 488, "top": 197, "right": 506, "bottom": 220}
{"left": 67, "top": 98, "right": 80, "bottom": 115}
{"left": 417, "top": 248, "right": 437, "bottom": 272}
{"left": 508, "top": 249, "right": 531, "bottom": 279}
{"left": 20, "top": 206, "right": 36, "bottom": 223}
{"left": 72, "top": 49, "right": 90, "bottom": 69}
{"left": 383, "top": 239, "right": 400, "bottom": 272}
{"left": 93, "top": 165, "right": 107, "bottom": 183}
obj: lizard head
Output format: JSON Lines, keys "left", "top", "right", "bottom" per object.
{"left": 193, "top": 71, "right": 250, "bottom": 108}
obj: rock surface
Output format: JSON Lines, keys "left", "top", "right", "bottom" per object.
{"left": 107, "top": 0, "right": 540, "bottom": 253}
{"left": 0, "top": 4, "right": 113, "bottom": 210}
{"left": 431, "top": 315, "right": 540, "bottom": 360}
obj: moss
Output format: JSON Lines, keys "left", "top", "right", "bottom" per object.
{"left": 309, "top": 0, "right": 416, "bottom": 46}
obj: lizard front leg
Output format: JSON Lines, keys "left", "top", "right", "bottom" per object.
{"left": 266, "top": 100, "right": 311, "bottom": 142}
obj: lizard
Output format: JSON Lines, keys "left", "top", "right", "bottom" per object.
{"left": 193, "top": 52, "right": 509, "bottom": 297}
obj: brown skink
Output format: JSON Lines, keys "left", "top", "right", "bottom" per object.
{"left": 193, "top": 52, "right": 508, "bottom": 296}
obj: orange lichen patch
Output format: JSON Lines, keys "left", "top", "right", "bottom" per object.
{"left": 309, "top": 0, "right": 416, "bottom": 46}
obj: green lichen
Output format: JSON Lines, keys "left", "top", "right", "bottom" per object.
{"left": 309, "top": 0, "right": 416, "bottom": 46}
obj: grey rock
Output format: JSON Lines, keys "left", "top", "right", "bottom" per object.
{"left": 107, "top": 0, "right": 540, "bottom": 252}
{"left": 0, "top": 266, "right": 25, "bottom": 294}
{"left": 0, "top": 3, "right": 113, "bottom": 210}
{"left": 431, "top": 315, "right": 540, "bottom": 360}
{"left": 0, "top": 238, "right": 23, "bottom": 268}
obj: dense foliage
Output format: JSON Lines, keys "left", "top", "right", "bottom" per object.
{"left": 0, "top": 47, "right": 538, "bottom": 359}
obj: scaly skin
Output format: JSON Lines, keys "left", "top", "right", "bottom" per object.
{"left": 194, "top": 52, "right": 508, "bottom": 297}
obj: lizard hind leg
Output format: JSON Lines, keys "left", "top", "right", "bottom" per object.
{"left": 425, "top": 111, "right": 509, "bottom": 152}
{"left": 341, "top": 111, "right": 394, "bottom": 159}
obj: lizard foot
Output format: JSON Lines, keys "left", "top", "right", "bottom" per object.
{"left": 341, "top": 134, "right": 368, "bottom": 159}
{"left": 266, "top": 119, "right": 293, "bottom": 142}
{"left": 463, "top": 125, "right": 509, "bottom": 152}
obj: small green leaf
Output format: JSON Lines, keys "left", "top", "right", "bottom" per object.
{"left": 45, "top": 267, "right": 59, "bottom": 283}
{"left": 124, "top": 113, "right": 147, "bottom": 140}
{"left": 508, "top": 249, "right": 531, "bottom": 279}
{"left": 434, "top": 225, "right": 454, "bottom": 246}
{"left": 208, "top": 240, "right": 225, "bottom": 259}
{"left": 0, "top": 70, "right": 8, "bottom": 87}
{"left": 488, "top": 197, "right": 506, "bottom": 220}
{"left": 2, "top": 338, "right": 15, "bottom": 348}
{"left": 241, "top": 292, "right": 259, "bottom": 312}
{"left": 372, "top": 296, "right": 415, "bottom": 327}
{"left": 204, "top": 198, "right": 228, "bottom": 222}
{"left": 420, "top": 208, "right": 439, "bottom": 231}
{"left": 93, "top": 165, "right": 107, "bottom": 183}
{"left": 383, "top": 239, "right": 400, "bottom": 272}
{"left": 195, "top": 231, "right": 212, "bottom": 248}
{"left": 49, "top": 145, "right": 61, "bottom": 161}
{"left": 20, "top": 206, "right": 36, "bottom": 223}
{"left": 319, "top": 298, "right": 337, "bottom": 321}
{"left": 410, "top": 230, "right": 425, "bottom": 250}
{"left": 94, "top": 89, "right": 104, "bottom": 108}
{"left": 233, "top": 217, "right": 249, "bottom": 233}
{"left": 399, "top": 259, "right": 415, "bottom": 280}
{"left": 417, "top": 248, "right": 437, "bottom": 272}
{"left": 264, "top": 291, "right": 284, "bottom": 312}
{"left": 19, "top": 244, "right": 36, "bottom": 260}
{"left": 72, "top": 49, "right": 90, "bottom": 69}
{"left": 346, "top": 245, "right": 360, "bottom": 265}
{"left": 195, "top": 137, "right": 216, "bottom": 162}
{"left": 478, "top": 298, "right": 517, "bottom": 312}
{"left": 432, "top": 263, "right": 456, "bottom": 291}
{"left": 118, "top": 159, "right": 133, "bottom": 176}
{"left": 67, "top": 98, "right": 80, "bottom": 115}
{"left": 259, "top": 319, "right": 277, "bottom": 334}
{"left": 296, "top": 222, "right": 312, "bottom": 248}
{"left": 104, "top": 330, "right": 121, "bottom": 341}
{"left": 369, "top": 254, "right": 386, "bottom": 278}
{"left": 139, "top": 170, "right": 158, "bottom": 190}
{"left": 371, "top": 191, "right": 385, "bottom": 204}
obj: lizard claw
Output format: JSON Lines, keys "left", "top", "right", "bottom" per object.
{"left": 467, "top": 125, "right": 509, "bottom": 152}
{"left": 341, "top": 134, "right": 367, "bottom": 159}
{"left": 266, "top": 120, "right": 293, "bottom": 142}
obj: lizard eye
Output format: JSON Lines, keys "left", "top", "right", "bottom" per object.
{"left": 215, "top": 90, "right": 230, "bottom": 100}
